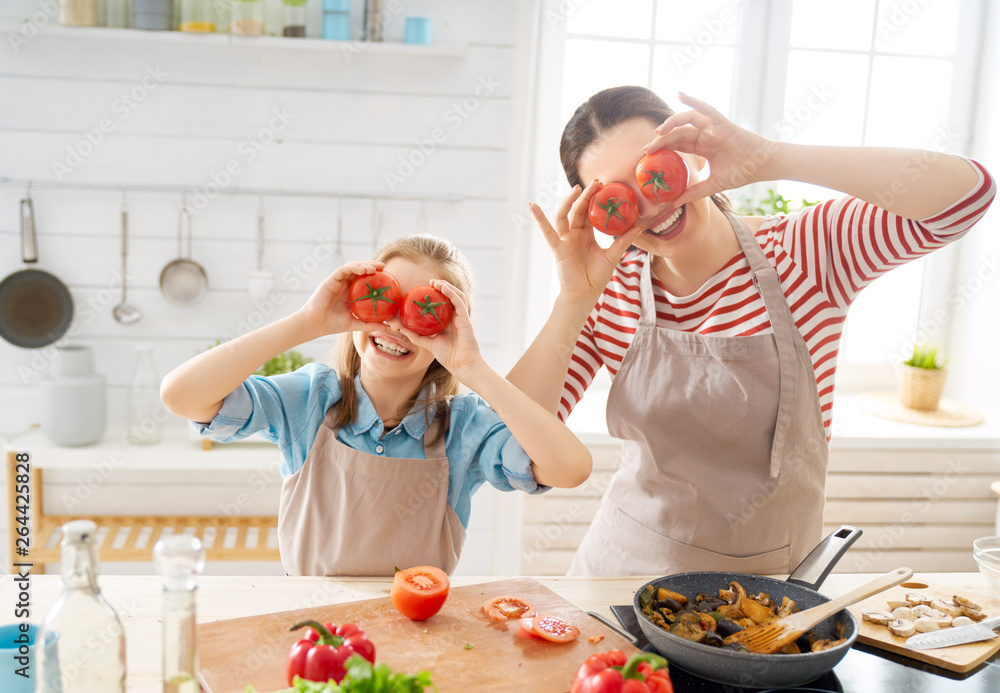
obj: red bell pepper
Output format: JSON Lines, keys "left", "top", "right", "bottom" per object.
{"left": 571, "top": 650, "right": 674, "bottom": 693}
{"left": 286, "top": 620, "right": 376, "bottom": 686}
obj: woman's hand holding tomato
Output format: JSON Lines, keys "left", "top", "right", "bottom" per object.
{"left": 390, "top": 280, "right": 482, "bottom": 380}
{"left": 529, "top": 181, "right": 643, "bottom": 310}
{"left": 298, "top": 262, "right": 389, "bottom": 339}
{"left": 643, "top": 92, "right": 776, "bottom": 208}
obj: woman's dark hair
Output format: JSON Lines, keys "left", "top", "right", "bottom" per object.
{"left": 560, "top": 85, "right": 731, "bottom": 212}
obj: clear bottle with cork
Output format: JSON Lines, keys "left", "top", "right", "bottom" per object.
{"left": 35, "top": 520, "right": 127, "bottom": 693}
{"left": 128, "top": 344, "right": 165, "bottom": 445}
{"left": 155, "top": 534, "right": 205, "bottom": 693}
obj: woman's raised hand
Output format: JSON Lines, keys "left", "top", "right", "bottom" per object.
{"left": 646, "top": 92, "right": 778, "bottom": 208}
{"left": 298, "top": 261, "right": 389, "bottom": 338}
{"left": 529, "top": 183, "right": 643, "bottom": 307}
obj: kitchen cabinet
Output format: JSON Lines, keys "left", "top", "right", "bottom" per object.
{"left": 16, "top": 571, "right": 1000, "bottom": 692}
{"left": 4, "top": 425, "right": 281, "bottom": 573}
{"left": 525, "top": 395, "right": 1000, "bottom": 575}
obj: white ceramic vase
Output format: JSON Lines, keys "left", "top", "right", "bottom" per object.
{"left": 40, "top": 344, "right": 107, "bottom": 446}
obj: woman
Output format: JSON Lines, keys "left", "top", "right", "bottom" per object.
{"left": 509, "top": 87, "right": 994, "bottom": 576}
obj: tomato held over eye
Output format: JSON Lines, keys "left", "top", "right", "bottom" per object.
{"left": 348, "top": 270, "right": 402, "bottom": 322}
{"left": 390, "top": 565, "right": 450, "bottom": 620}
{"left": 635, "top": 149, "right": 688, "bottom": 203}
{"left": 588, "top": 183, "right": 639, "bottom": 236}
{"left": 400, "top": 286, "right": 454, "bottom": 336}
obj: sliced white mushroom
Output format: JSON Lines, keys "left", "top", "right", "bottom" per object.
{"left": 952, "top": 616, "right": 975, "bottom": 628}
{"left": 862, "top": 610, "right": 894, "bottom": 626}
{"left": 889, "top": 619, "right": 916, "bottom": 637}
{"left": 905, "top": 592, "right": 933, "bottom": 606}
{"left": 953, "top": 595, "right": 982, "bottom": 611}
{"left": 891, "top": 606, "right": 917, "bottom": 621}
{"left": 961, "top": 605, "right": 987, "bottom": 622}
{"left": 914, "top": 617, "right": 940, "bottom": 633}
{"left": 932, "top": 599, "right": 964, "bottom": 618}
{"left": 929, "top": 610, "right": 953, "bottom": 628}
{"left": 912, "top": 604, "right": 935, "bottom": 618}
{"left": 886, "top": 599, "right": 908, "bottom": 610}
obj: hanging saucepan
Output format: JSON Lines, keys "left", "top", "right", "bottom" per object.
{"left": 159, "top": 205, "right": 208, "bottom": 306}
{"left": 631, "top": 526, "right": 870, "bottom": 689}
{"left": 0, "top": 192, "right": 74, "bottom": 349}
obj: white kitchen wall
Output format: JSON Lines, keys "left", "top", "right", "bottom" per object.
{"left": 0, "top": 0, "right": 534, "bottom": 576}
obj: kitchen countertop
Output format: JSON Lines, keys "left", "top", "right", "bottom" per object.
{"left": 9, "top": 572, "right": 999, "bottom": 692}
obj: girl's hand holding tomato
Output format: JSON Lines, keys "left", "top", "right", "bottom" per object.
{"left": 298, "top": 261, "right": 389, "bottom": 339}
{"left": 348, "top": 269, "right": 402, "bottom": 322}
{"left": 643, "top": 92, "right": 775, "bottom": 208}
{"left": 635, "top": 149, "right": 688, "bottom": 203}
{"left": 588, "top": 183, "right": 639, "bottom": 235}
{"left": 390, "top": 280, "right": 482, "bottom": 379}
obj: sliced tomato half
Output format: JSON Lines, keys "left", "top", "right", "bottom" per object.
{"left": 484, "top": 596, "right": 536, "bottom": 622}
{"left": 528, "top": 614, "right": 581, "bottom": 643}
{"left": 390, "top": 565, "right": 450, "bottom": 621}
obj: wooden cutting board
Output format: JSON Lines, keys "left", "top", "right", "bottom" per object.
{"left": 847, "top": 579, "right": 1000, "bottom": 673}
{"left": 197, "top": 577, "right": 640, "bottom": 692}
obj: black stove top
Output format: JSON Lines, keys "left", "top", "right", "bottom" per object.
{"left": 607, "top": 605, "right": 1000, "bottom": 692}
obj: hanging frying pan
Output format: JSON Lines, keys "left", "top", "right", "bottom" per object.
{"left": 0, "top": 193, "right": 74, "bottom": 349}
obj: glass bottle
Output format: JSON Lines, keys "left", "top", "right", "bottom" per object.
{"left": 322, "top": 0, "right": 349, "bottom": 40}
{"left": 282, "top": 0, "right": 307, "bottom": 37}
{"left": 230, "top": 0, "right": 265, "bottom": 35}
{"left": 179, "top": 0, "right": 216, "bottom": 32}
{"left": 154, "top": 534, "right": 205, "bottom": 693}
{"left": 36, "top": 520, "right": 127, "bottom": 693}
{"left": 128, "top": 344, "right": 165, "bottom": 445}
{"left": 60, "top": 0, "right": 98, "bottom": 26}
{"left": 102, "top": 0, "right": 131, "bottom": 28}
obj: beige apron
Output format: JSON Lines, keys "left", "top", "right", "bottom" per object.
{"left": 278, "top": 406, "right": 466, "bottom": 576}
{"left": 568, "top": 212, "right": 828, "bottom": 576}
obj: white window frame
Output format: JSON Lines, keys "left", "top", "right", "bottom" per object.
{"left": 518, "top": 0, "right": 988, "bottom": 422}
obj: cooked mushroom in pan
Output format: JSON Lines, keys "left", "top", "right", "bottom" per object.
{"left": 639, "top": 581, "right": 848, "bottom": 654}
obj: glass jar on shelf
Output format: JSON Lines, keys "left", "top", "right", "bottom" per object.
{"left": 127, "top": 344, "right": 165, "bottom": 445}
{"left": 230, "top": 0, "right": 265, "bottom": 35}
{"left": 180, "top": 0, "right": 218, "bottom": 32}
{"left": 282, "top": 0, "right": 308, "bottom": 37}
{"left": 60, "top": 0, "right": 98, "bottom": 26}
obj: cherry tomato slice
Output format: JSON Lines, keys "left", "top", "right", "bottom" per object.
{"left": 529, "top": 614, "right": 580, "bottom": 643}
{"left": 390, "top": 565, "right": 450, "bottom": 621}
{"left": 483, "top": 596, "right": 536, "bottom": 622}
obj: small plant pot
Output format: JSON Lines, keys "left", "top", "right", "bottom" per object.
{"left": 898, "top": 364, "right": 947, "bottom": 411}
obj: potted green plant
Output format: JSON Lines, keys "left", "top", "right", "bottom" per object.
{"left": 898, "top": 343, "right": 947, "bottom": 411}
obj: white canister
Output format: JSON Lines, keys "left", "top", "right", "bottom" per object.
{"left": 40, "top": 345, "right": 107, "bottom": 447}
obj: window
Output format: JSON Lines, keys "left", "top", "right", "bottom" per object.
{"left": 527, "top": 0, "right": 985, "bottom": 419}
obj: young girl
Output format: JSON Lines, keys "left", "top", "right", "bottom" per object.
{"left": 510, "top": 87, "right": 995, "bottom": 576}
{"left": 160, "top": 234, "right": 592, "bottom": 576}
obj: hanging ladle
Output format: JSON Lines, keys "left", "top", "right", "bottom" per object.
{"left": 112, "top": 191, "right": 141, "bottom": 324}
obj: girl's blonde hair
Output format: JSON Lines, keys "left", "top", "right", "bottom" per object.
{"left": 334, "top": 234, "right": 474, "bottom": 445}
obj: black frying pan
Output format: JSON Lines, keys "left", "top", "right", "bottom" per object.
{"left": 0, "top": 196, "right": 74, "bottom": 349}
{"left": 631, "top": 526, "right": 864, "bottom": 689}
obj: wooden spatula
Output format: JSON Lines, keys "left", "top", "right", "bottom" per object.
{"left": 725, "top": 567, "right": 913, "bottom": 654}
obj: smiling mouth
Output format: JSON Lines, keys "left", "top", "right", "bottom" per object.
{"left": 646, "top": 205, "right": 684, "bottom": 236}
{"left": 372, "top": 336, "right": 410, "bottom": 356}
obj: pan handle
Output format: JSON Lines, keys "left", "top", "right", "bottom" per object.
{"left": 786, "top": 525, "right": 862, "bottom": 592}
{"left": 21, "top": 197, "right": 37, "bottom": 263}
{"left": 585, "top": 610, "right": 640, "bottom": 647}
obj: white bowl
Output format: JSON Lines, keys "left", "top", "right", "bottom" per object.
{"left": 973, "top": 536, "right": 1000, "bottom": 594}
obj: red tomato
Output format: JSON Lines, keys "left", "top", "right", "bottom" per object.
{"left": 399, "top": 286, "right": 454, "bottom": 336}
{"left": 588, "top": 183, "right": 639, "bottom": 236}
{"left": 635, "top": 149, "right": 688, "bottom": 203}
{"left": 390, "top": 566, "right": 450, "bottom": 620}
{"left": 525, "top": 614, "right": 581, "bottom": 643}
{"left": 483, "top": 596, "right": 535, "bottom": 622}
{"left": 348, "top": 270, "right": 402, "bottom": 322}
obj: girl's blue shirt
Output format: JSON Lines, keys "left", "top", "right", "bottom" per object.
{"left": 194, "top": 362, "right": 548, "bottom": 528}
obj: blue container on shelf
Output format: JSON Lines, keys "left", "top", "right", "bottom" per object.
{"left": 323, "top": 0, "right": 350, "bottom": 40}
{"left": 404, "top": 17, "right": 431, "bottom": 45}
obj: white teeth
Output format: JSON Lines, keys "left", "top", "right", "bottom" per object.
{"left": 649, "top": 206, "right": 684, "bottom": 234}
{"left": 373, "top": 337, "right": 409, "bottom": 355}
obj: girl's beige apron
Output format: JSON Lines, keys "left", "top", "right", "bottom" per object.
{"left": 568, "top": 212, "right": 828, "bottom": 576}
{"left": 278, "top": 408, "right": 465, "bottom": 576}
